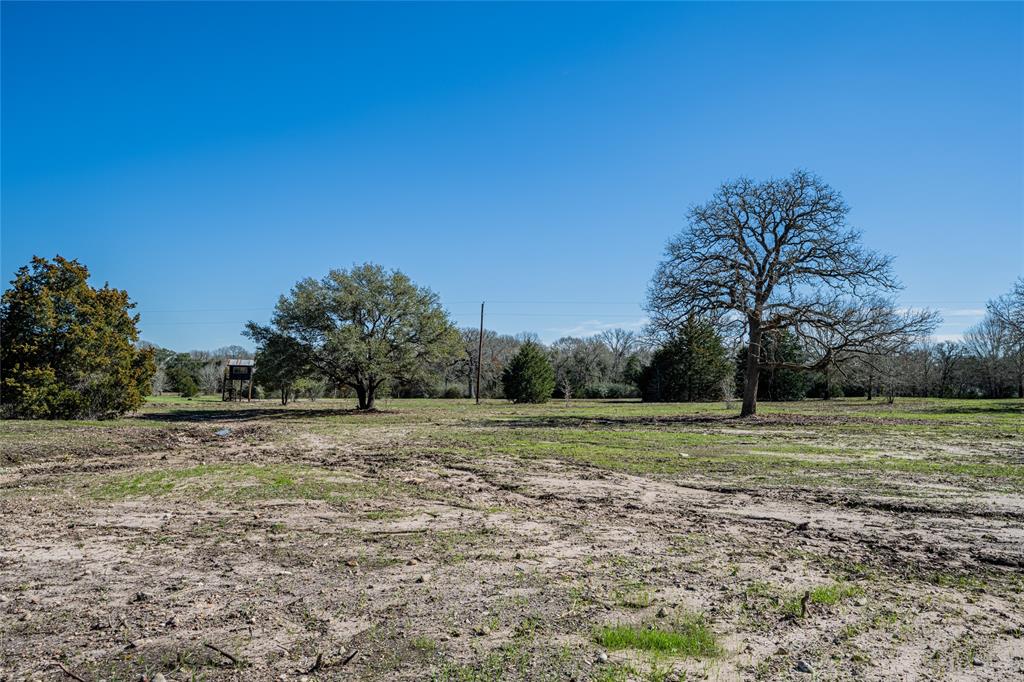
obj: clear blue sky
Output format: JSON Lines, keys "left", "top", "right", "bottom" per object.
{"left": 3, "top": 1, "right": 1022, "bottom": 351}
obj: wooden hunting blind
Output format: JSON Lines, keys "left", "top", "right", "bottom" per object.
{"left": 222, "top": 358, "right": 255, "bottom": 401}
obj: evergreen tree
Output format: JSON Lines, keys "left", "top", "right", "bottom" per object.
{"left": 734, "top": 330, "right": 811, "bottom": 402}
{"left": 253, "top": 333, "right": 310, "bottom": 405}
{"left": 638, "top": 319, "right": 731, "bottom": 402}
{"left": 1, "top": 256, "right": 155, "bottom": 419}
{"left": 502, "top": 341, "right": 555, "bottom": 403}
{"left": 165, "top": 353, "right": 202, "bottom": 395}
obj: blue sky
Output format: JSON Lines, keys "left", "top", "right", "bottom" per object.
{"left": 3, "top": 1, "right": 1022, "bottom": 350}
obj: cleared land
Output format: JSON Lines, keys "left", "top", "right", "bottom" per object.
{"left": 1, "top": 397, "right": 1022, "bottom": 681}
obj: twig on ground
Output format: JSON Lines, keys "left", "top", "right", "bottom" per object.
{"left": 203, "top": 641, "right": 242, "bottom": 665}
{"left": 53, "top": 662, "right": 87, "bottom": 682}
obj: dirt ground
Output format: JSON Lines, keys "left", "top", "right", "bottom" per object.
{"left": 1, "top": 397, "right": 1022, "bottom": 681}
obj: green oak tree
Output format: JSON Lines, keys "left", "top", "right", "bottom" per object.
{"left": 246, "top": 263, "right": 460, "bottom": 410}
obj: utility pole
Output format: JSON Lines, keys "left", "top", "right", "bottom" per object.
{"left": 476, "top": 301, "right": 484, "bottom": 405}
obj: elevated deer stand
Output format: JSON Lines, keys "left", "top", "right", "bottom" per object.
{"left": 222, "top": 358, "right": 255, "bottom": 401}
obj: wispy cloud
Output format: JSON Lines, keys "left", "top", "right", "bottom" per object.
{"left": 545, "top": 317, "right": 648, "bottom": 339}
{"left": 939, "top": 308, "right": 986, "bottom": 317}
{"left": 930, "top": 333, "right": 966, "bottom": 343}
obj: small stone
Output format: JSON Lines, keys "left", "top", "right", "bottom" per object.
{"left": 656, "top": 606, "right": 669, "bottom": 618}
{"left": 153, "top": 674, "right": 167, "bottom": 682}
{"left": 596, "top": 651, "right": 609, "bottom": 663}
{"left": 795, "top": 660, "right": 812, "bottom": 674}
{"left": 346, "top": 559, "right": 358, "bottom": 568}
{"left": 406, "top": 558, "right": 419, "bottom": 566}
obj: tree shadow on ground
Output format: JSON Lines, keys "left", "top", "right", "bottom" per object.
{"left": 467, "top": 409, "right": 951, "bottom": 430}
{"left": 470, "top": 414, "right": 741, "bottom": 429}
{"left": 934, "top": 402, "right": 1024, "bottom": 416}
{"left": 137, "top": 407, "right": 387, "bottom": 423}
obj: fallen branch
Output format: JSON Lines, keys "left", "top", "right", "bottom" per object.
{"left": 54, "top": 662, "right": 87, "bottom": 682}
{"left": 203, "top": 641, "right": 242, "bottom": 666}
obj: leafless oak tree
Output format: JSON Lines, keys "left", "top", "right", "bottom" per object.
{"left": 648, "top": 170, "right": 937, "bottom": 416}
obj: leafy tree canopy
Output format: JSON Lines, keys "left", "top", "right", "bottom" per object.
{"left": 1, "top": 256, "right": 154, "bottom": 419}
{"left": 246, "top": 263, "right": 460, "bottom": 410}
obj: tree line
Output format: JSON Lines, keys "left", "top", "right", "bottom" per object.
{"left": 3, "top": 171, "right": 1021, "bottom": 418}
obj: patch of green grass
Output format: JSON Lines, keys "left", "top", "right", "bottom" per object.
{"left": 809, "top": 581, "right": 865, "bottom": 605}
{"left": 613, "top": 583, "right": 654, "bottom": 609}
{"left": 781, "top": 581, "right": 864, "bottom": 617}
{"left": 595, "top": 617, "right": 719, "bottom": 658}
{"left": 923, "top": 571, "right": 986, "bottom": 591}
{"left": 411, "top": 636, "right": 437, "bottom": 653}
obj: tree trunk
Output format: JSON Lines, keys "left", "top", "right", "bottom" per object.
{"left": 280, "top": 388, "right": 289, "bottom": 405}
{"left": 740, "top": 324, "right": 762, "bottom": 417}
{"left": 355, "top": 383, "right": 369, "bottom": 410}
{"left": 364, "top": 382, "right": 376, "bottom": 410}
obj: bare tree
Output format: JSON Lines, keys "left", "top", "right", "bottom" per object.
{"left": 150, "top": 367, "right": 168, "bottom": 396}
{"left": 965, "top": 314, "right": 1014, "bottom": 398}
{"left": 989, "top": 277, "right": 1024, "bottom": 345}
{"left": 987, "top": 278, "right": 1024, "bottom": 397}
{"left": 197, "top": 362, "right": 222, "bottom": 394}
{"left": 549, "top": 337, "right": 604, "bottom": 403}
{"left": 598, "top": 329, "right": 639, "bottom": 378}
{"left": 933, "top": 341, "right": 963, "bottom": 398}
{"left": 648, "top": 170, "right": 937, "bottom": 415}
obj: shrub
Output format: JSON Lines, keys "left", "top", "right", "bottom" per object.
{"left": 502, "top": 341, "right": 555, "bottom": 403}
{"left": 177, "top": 376, "right": 200, "bottom": 398}
{"left": 442, "top": 385, "right": 465, "bottom": 399}
{"left": 581, "top": 382, "right": 639, "bottom": 399}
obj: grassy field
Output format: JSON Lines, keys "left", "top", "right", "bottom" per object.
{"left": 1, "top": 397, "right": 1022, "bottom": 680}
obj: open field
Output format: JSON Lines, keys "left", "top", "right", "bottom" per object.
{"left": 1, "top": 397, "right": 1022, "bottom": 681}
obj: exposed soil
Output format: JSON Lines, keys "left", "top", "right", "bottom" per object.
{"left": 1, "top": 403, "right": 1022, "bottom": 681}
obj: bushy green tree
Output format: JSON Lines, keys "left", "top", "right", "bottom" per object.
{"left": 638, "top": 319, "right": 731, "bottom": 402}
{"left": 165, "top": 353, "right": 202, "bottom": 395}
{"left": 0, "top": 256, "right": 154, "bottom": 419}
{"left": 251, "top": 332, "right": 314, "bottom": 405}
{"left": 734, "top": 330, "right": 811, "bottom": 402}
{"left": 246, "top": 263, "right": 460, "bottom": 410}
{"left": 502, "top": 341, "right": 555, "bottom": 403}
